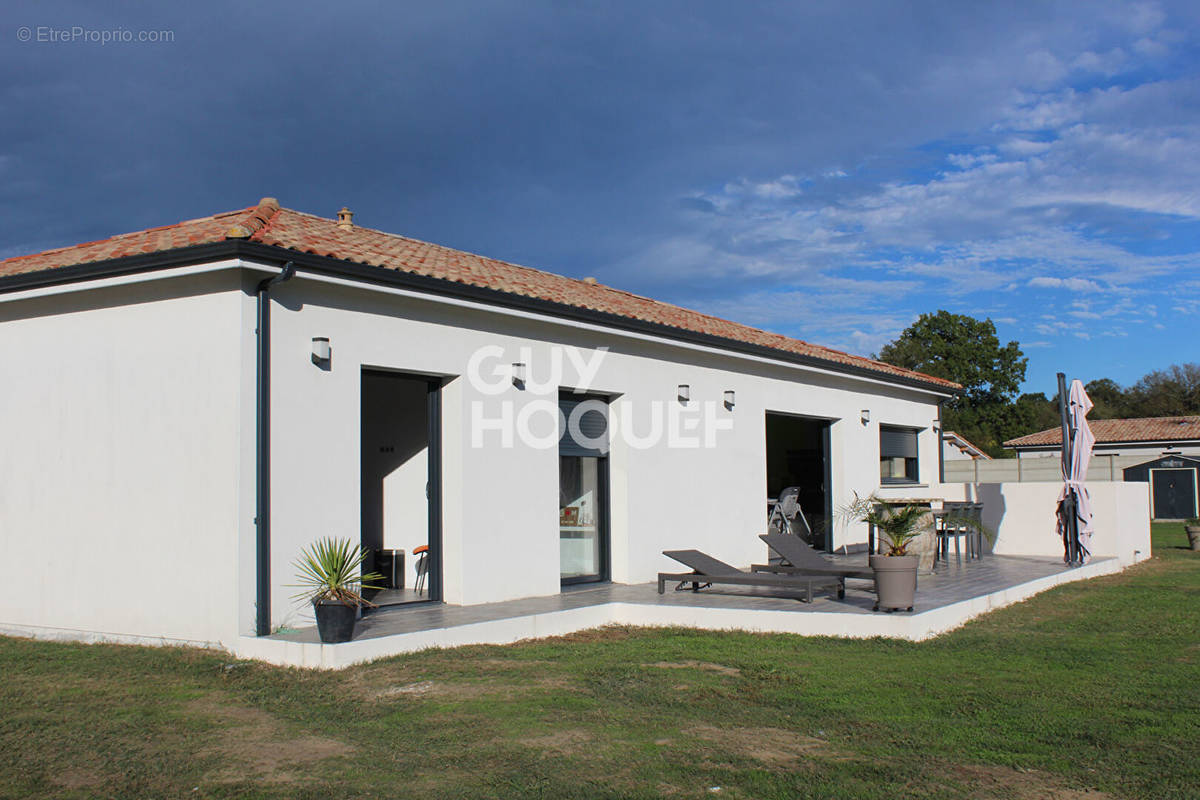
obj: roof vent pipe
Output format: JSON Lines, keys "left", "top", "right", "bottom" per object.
{"left": 337, "top": 207, "right": 354, "bottom": 229}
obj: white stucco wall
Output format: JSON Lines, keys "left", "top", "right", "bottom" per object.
{"left": 0, "top": 260, "right": 952, "bottom": 641}
{"left": 262, "top": 270, "right": 949, "bottom": 629}
{"left": 0, "top": 270, "right": 248, "bottom": 646}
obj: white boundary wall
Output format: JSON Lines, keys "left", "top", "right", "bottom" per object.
{"left": 941, "top": 481, "right": 1151, "bottom": 566}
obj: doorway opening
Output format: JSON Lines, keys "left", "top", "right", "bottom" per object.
{"left": 360, "top": 369, "right": 442, "bottom": 608}
{"left": 765, "top": 412, "right": 832, "bottom": 551}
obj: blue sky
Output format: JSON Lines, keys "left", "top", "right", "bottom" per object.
{"left": 4, "top": 1, "right": 1198, "bottom": 395}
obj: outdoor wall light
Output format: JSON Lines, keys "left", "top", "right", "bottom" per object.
{"left": 512, "top": 361, "right": 527, "bottom": 388}
{"left": 677, "top": 384, "right": 690, "bottom": 404}
{"left": 311, "top": 337, "right": 331, "bottom": 364}
{"left": 724, "top": 390, "right": 735, "bottom": 409}
{"left": 860, "top": 409, "right": 870, "bottom": 425}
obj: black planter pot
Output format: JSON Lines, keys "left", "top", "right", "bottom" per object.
{"left": 314, "top": 600, "right": 358, "bottom": 643}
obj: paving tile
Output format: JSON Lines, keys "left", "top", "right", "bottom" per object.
{"left": 273, "top": 554, "right": 1095, "bottom": 645}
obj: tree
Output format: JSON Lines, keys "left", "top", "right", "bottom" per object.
{"left": 1083, "top": 378, "right": 1128, "bottom": 420}
{"left": 1128, "top": 363, "right": 1200, "bottom": 417}
{"left": 876, "top": 312, "right": 1028, "bottom": 455}
{"left": 1012, "top": 391, "right": 1060, "bottom": 434}
{"left": 877, "top": 311, "right": 1027, "bottom": 410}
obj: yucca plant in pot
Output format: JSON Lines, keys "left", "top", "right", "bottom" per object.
{"left": 292, "top": 537, "right": 384, "bottom": 643}
{"left": 842, "top": 495, "right": 928, "bottom": 612}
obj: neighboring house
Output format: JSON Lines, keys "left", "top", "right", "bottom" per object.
{"left": 1004, "top": 417, "right": 1200, "bottom": 520}
{"left": 941, "top": 430, "right": 991, "bottom": 462}
{"left": 1004, "top": 417, "right": 1200, "bottom": 460}
{"left": 0, "top": 198, "right": 960, "bottom": 649}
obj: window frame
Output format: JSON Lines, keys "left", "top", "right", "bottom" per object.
{"left": 879, "top": 425, "right": 920, "bottom": 485}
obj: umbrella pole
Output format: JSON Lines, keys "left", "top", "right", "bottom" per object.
{"left": 1057, "top": 372, "right": 1079, "bottom": 566}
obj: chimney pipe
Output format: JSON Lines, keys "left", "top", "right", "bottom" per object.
{"left": 337, "top": 207, "right": 354, "bottom": 229}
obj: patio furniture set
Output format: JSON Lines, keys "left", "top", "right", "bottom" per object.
{"left": 657, "top": 492, "right": 988, "bottom": 612}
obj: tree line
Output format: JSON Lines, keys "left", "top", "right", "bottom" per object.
{"left": 875, "top": 310, "right": 1200, "bottom": 458}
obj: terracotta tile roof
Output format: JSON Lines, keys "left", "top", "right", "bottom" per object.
{"left": 942, "top": 431, "right": 991, "bottom": 459}
{"left": 1, "top": 198, "right": 960, "bottom": 391}
{"left": 1005, "top": 416, "right": 1200, "bottom": 448}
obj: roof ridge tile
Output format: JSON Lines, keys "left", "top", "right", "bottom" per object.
{"left": 225, "top": 197, "right": 281, "bottom": 239}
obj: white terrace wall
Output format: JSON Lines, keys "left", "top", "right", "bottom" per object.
{"left": 940, "top": 481, "right": 1151, "bottom": 566}
{"left": 0, "top": 270, "right": 250, "bottom": 647}
{"left": 264, "top": 272, "right": 948, "bottom": 631}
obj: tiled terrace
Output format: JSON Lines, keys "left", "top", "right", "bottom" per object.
{"left": 239, "top": 553, "right": 1123, "bottom": 668}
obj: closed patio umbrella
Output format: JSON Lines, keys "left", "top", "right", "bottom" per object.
{"left": 1056, "top": 375, "right": 1095, "bottom": 565}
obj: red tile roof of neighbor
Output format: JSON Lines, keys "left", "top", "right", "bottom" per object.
{"left": 1, "top": 197, "right": 959, "bottom": 391}
{"left": 1005, "top": 416, "right": 1200, "bottom": 448}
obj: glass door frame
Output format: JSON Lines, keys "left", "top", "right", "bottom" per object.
{"left": 559, "top": 392, "right": 611, "bottom": 587}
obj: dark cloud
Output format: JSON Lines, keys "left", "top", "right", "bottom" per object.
{"left": 3, "top": 1, "right": 1199, "bottom": 390}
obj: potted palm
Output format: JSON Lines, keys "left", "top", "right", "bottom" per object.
{"left": 1185, "top": 518, "right": 1200, "bottom": 551}
{"left": 292, "top": 537, "right": 384, "bottom": 644}
{"left": 843, "top": 495, "right": 928, "bottom": 612}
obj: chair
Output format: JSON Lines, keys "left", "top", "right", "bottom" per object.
{"left": 934, "top": 502, "right": 977, "bottom": 566}
{"left": 658, "top": 549, "right": 843, "bottom": 603}
{"left": 413, "top": 545, "right": 430, "bottom": 595}
{"left": 965, "top": 503, "right": 986, "bottom": 560}
{"left": 767, "top": 487, "right": 814, "bottom": 540}
{"left": 751, "top": 533, "right": 875, "bottom": 599}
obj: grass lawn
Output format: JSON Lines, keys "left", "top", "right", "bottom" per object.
{"left": 2, "top": 525, "right": 1197, "bottom": 800}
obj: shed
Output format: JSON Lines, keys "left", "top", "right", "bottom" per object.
{"left": 1123, "top": 455, "right": 1200, "bottom": 520}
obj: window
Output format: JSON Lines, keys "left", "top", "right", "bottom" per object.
{"left": 880, "top": 426, "right": 919, "bottom": 484}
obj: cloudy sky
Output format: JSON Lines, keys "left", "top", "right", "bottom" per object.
{"left": 4, "top": 1, "right": 1198, "bottom": 394}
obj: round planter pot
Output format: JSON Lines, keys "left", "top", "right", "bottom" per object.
{"left": 1186, "top": 526, "right": 1200, "bottom": 552}
{"left": 314, "top": 601, "right": 358, "bottom": 644}
{"left": 870, "top": 554, "right": 919, "bottom": 612}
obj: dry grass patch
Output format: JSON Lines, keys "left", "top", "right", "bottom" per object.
{"left": 517, "top": 728, "right": 595, "bottom": 754}
{"left": 645, "top": 660, "right": 742, "bottom": 676}
{"left": 49, "top": 767, "right": 108, "bottom": 791}
{"left": 188, "top": 694, "right": 351, "bottom": 784}
{"left": 948, "top": 763, "right": 1116, "bottom": 799}
{"left": 692, "top": 724, "right": 844, "bottom": 766}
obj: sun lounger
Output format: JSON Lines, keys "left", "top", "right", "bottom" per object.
{"left": 658, "top": 549, "right": 843, "bottom": 602}
{"left": 751, "top": 533, "right": 875, "bottom": 596}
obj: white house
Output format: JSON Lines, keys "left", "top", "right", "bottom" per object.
{"left": 1, "top": 197, "right": 1099, "bottom": 655}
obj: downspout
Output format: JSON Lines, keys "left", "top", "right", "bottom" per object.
{"left": 255, "top": 261, "right": 297, "bottom": 636}
{"left": 937, "top": 399, "right": 945, "bottom": 485}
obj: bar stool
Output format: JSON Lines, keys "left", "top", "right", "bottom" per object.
{"left": 413, "top": 545, "right": 430, "bottom": 595}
